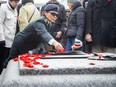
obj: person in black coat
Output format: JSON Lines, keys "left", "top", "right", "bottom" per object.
{"left": 100, "top": 0, "right": 116, "bottom": 50}
{"left": 85, "top": 0, "right": 103, "bottom": 52}
{"left": 4, "top": 4, "right": 64, "bottom": 67}
{"left": 85, "top": 0, "right": 116, "bottom": 53}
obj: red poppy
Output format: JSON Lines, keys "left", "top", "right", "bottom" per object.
{"left": 28, "top": 64, "right": 34, "bottom": 68}
{"left": 42, "top": 65, "right": 49, "bottom": 68}
{"left": 23, "top": 63, "right": 30, "bottom": 67}
{"left": 98, "top": 54, "right": 102, "bottom": 59}
{"left": 89, "top": 62, "right": 95, "bottom": 65}
{"left": 13, "top": 57, "right": 18, "bottom": 62}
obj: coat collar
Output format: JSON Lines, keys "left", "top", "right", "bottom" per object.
{"left": 6, "top": 2, "right": 16, "bottom": 11}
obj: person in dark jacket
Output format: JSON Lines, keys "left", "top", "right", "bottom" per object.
{"left": 40, "top": 0, "right": 67, "bottom": 50}
{"left": 85, "top": 0, "right": 103, "bottom": 52}
{"left": 0, "top": 0, "right": 2, "bottom": 6}
{"left": 100, "top": 0, "right": 116, "bottom": 53}
{"left": 0, "top": 0, "right": 3, "bottom": 74}
{"left": 4, "top": 4, "right": 64, "bottom": 67}
{"left": 85, "top": 0, "right": 116, "bottom": 53}
{"left": 66, "top": 0, "right": 85, "bottom": 51}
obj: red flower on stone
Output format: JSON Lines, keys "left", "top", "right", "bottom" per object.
{"left": 13, "top": 57, "right": 18, "bottom": 62}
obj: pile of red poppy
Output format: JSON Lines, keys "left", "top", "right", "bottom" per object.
{"left": 13, "top": 53, "right": 51, "bottom": 68}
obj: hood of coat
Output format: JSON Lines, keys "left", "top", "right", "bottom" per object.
{"left": 71, "top": 1, "right": 82, "bottom": 11}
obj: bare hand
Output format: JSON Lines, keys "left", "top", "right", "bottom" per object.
{"left": 85, "top": 33, "right": 92, "bottom": 42}
{"left": 56, "top": 31, "right": 62, "bottom": 38}
{"left": 52, "top": 41, "right": 64, "bottom": 52}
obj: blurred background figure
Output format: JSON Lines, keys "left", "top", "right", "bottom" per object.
{"left": 100, "top": 0, "right": 116, "bottom": 53}
{"left": 82, "top": 0, "right": 88, "bottom": 9}
{"left": 16, "top": 3, "right": 22, "bottom": 33}
{"left": 0, "top": 0, "right": 20, "bottom": 74}
{"left": 85, "top": 0, "right": 116, "bottom": 53}
{"left": 66, "top": 0, "right": 85, "bottom": 51}
{"left": 65, "top": 6, "right": 70, "bottom": 17}
{"left": 60, "top": 6, "right": 70, "bottom": 48}
{"left": 85, "top": 0, "right": 103, "bottom": 53}
{"left": 0, "top": 0, "right": 2, "bottom": 6}
{"left": 18, "top": 0, "right": 40, "bottom": 31}
{"left": 40, "top": 0, "right": 66, "bottom": 51}
{"left": 0, "top": 0, "right": 2, "bottom": 74}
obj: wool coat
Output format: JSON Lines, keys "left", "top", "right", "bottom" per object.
{"left": 18, "top": 2, "right": 40, "bottom": 31}
{"left": 100, "top": 0, "right": 116, "bottom": 47}
{"left": 85, "top": 0, "right": 103, "bottom": 46}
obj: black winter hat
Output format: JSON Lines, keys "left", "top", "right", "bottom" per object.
{"left": 44, "top": 4, "right": 59, "bottom": 13}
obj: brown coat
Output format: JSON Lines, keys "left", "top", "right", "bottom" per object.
{"left": 18, "top": 2, "right": 40, "bottom": 31}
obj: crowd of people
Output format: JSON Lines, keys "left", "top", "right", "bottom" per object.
{"left": 0, "top": 0, "right": 116, "bottom": 74}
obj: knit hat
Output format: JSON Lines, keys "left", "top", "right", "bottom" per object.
{"left": 67, "top": 0, "right": 78, "bottom": 3}
{"left": 44, "top": 4, "right": 59, "bottom": 14}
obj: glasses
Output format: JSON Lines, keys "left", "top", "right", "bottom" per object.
{"left": 50, "top": 12, "right": 58, "bottom": 17}
{"left": 66, "top": 11, "right": 70, "bottom": 13}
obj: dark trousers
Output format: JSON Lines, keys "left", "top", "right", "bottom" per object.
{"left": 83, "top": 41, "right": 92, "bottom": 53}
{"left": 0, "top": 46, "right": 10, "bottom": 74}
{"left": 0, "top": 46, "right": 5, "bottom": 74}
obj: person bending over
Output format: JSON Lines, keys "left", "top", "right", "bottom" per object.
{"left": 4, "top": 4, "right": 64, "bottom": 67}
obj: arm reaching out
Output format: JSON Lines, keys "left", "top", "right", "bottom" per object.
{"left": 52, "top": 41, "right": 65, "bottom": 52}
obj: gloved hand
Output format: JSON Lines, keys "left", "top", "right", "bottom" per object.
{"left": 72, "top": 39, "right": 82, "bottom": 50}
{"left": 0, "top": 41, "right": 5, "bottom": 46}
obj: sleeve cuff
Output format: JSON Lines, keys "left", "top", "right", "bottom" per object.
{"left": 48, "top": 39, "right": 56, "bottom": 45}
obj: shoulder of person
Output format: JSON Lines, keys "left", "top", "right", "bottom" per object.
{"left": 1, "top": 4, "right": 7, "bottom": 10}
{"left": 75, "top": 6, "right": 85, "bottom": 12}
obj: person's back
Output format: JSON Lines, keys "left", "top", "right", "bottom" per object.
{"left": 18, "top": 0, "right": 40, "bottom": 31}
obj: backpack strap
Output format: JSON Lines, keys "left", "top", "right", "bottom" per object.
{"left": 28, "top": 9, "right": 36, "bottom": 22}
